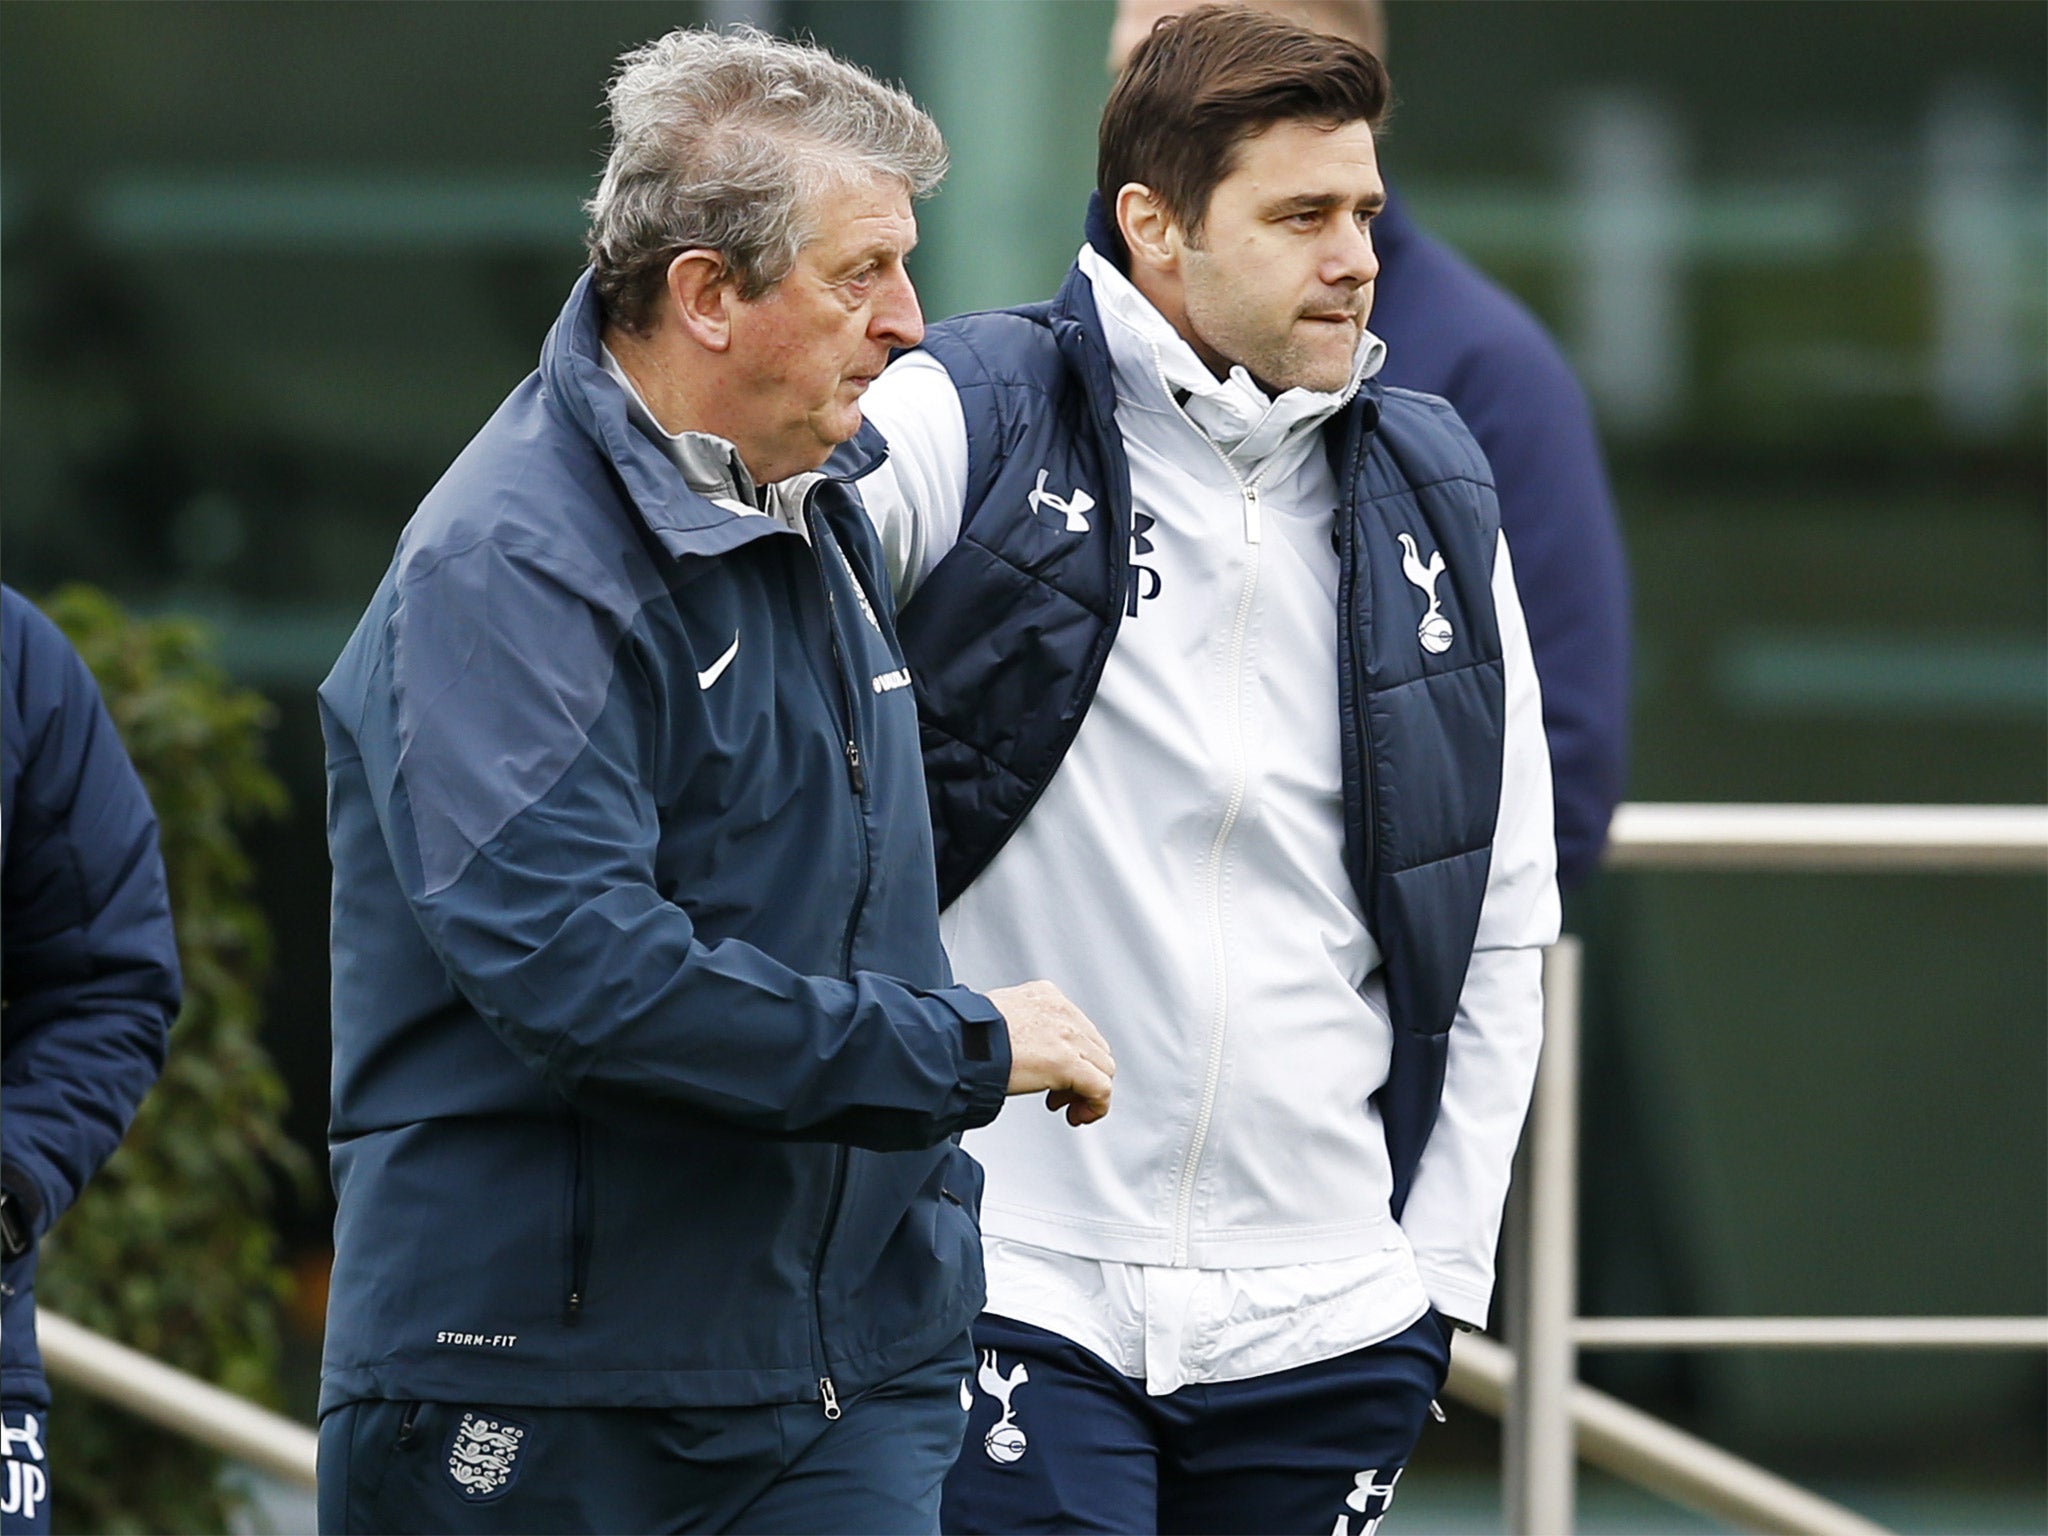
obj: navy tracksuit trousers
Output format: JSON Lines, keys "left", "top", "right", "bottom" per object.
{"left": 316, "top": 1331, "right": 973, "bottom": 1535}
{"left": 943, "top": 1312, "right": 1452, "bottom": 1536}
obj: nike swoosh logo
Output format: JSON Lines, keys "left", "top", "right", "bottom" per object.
{"left": 696, "top": 633, "right": 740, "bottom": 690}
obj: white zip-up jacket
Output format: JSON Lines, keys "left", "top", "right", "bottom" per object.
{"left": 856, "top": 248, "right": 1559, "bottom": 1384}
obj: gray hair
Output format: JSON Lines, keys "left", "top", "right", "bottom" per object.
{"left": 586, "top": 27, "right": 947, "bottom": 335}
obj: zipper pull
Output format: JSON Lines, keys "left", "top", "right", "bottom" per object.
{"left": 820, "top": 1376, "right": 842, "bottom": 1420}
{"left": 844, "top": 740, "right": 866, "bottom": 795}
{"left": 1242, "top": 484, "right": 1262, "bottom": 545}
{"left": 1429, "top": 1398, "right": 1447, "bottom": 1424}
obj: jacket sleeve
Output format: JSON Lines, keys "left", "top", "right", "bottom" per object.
{"left": 1399, "top": 535, "right": 1560, "bottom": 1327}
{"left": 1448, "top": 333, "right": 1630, "bottom": 890}
{"left": 1, "top": 593, "right": 179, "bottom": 1248}
{"left": 364, "top": 542, "right": 1009, "bottom": 1152}
{"left": 845, "top": 351, "right": 971, "bottom": 606}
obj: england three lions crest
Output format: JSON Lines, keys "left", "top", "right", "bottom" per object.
{"left": 446, "top": 1412, "right": 528, "bottom": 1500}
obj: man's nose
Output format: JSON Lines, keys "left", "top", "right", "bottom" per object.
{"left": 873, "top": 266, "right": 925, "bottom": 349}
{"left": 1326, "top": 218, "right": 1379, "bottom": 288}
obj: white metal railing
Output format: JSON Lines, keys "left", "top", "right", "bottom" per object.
{"left": 37, "top": 1311, "right": 318, "bottom": 1489}
{"left": 1574, "top": 1317, "right": 2048, "bottom": 1350}
{"left": 1483, "top": 802, "right": 2048, "bottom": 1536}
{"left": 1603, "top": 801, "right": 2048, "bottom": 872}
{"left": 33, "top": 803, "right": 2048, "bottom": 1529}
{"left": 1451, "top": 1329, "right": 1892, "bottom": 1536}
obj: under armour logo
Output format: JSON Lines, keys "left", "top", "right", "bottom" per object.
{"left": 1127, "top": 512, "right": 1162, "bottom": 617}
{"left": 977, "top": 1350, "right": 1031, "bottom": 1464}
{"left": 1396, "top": 533, "right": 1453, "bottom": 655}
{"left": 1329, "top": 1466, "right": 1403, "bottom": 1536}
{"left": 1028, "top": 469, "right": 1095, "bottom": 533}
{"left": 0, "top": 1412, "right": 46, "bottom": 1527}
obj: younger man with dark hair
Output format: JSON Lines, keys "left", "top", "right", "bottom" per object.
{"left": 1110, "top": 0, "right": 1631, "bottom": 893}
{"left": 846, "top": 8, "right": 1557, "bottom": 1531}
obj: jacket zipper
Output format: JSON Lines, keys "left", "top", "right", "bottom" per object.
{"left": 1336, "top": 421, "right": 1377, "bottom": 901}
{"left": 1158, "top": 366, "right": 1268, "bottom": 1266}
{"left": 807, "top": 508, "right": 876, "bottom": 972}
{"left": 802, "top": 500, "right": 871, "bottom": 1418}
{"left": 564, "top": 1113, "right": 593, "bottom": 1321}
{"left": 807, "top": 1143, "right": 849, "bottom": 1420}
{"left": 809, "top": 511, "right": 871, "bottom": 800}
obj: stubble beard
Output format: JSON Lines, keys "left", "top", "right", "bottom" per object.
{"left": 1183, "top": 258, "right": 1359, "bottom": 396}
{"left": 1220, "top": 325, "right": 1357, "bottom": 397}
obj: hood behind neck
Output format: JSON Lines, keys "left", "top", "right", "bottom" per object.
{"left": 599, "top": 344, "right": 815, "bottom": 538}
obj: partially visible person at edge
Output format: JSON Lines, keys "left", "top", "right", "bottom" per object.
{"left": 1113, "top": 0, "right": 1632, "bottom": 891}
{"left": 840, "top": 8, "right": 1556, "bottom": 1533}
{"left": 2, "top": 585, "right": 181, "bottom": 1536}
{"left": 315, "top": 28, "right": 1113, "bottom": 1536}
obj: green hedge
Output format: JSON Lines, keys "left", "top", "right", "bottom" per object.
{"left": 34, "top": 586, "right": 307, "bottom": 1535}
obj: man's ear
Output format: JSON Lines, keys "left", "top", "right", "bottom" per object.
{"left": 1116, "top": 183, "right": 1181, "bottom": 276}
{"left": 665, "top": 249, "right": 736, "bottom": 352}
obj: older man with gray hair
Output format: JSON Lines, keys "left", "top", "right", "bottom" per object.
{"left": 315, "top": 27, "right": 1112, "bottom": 1535}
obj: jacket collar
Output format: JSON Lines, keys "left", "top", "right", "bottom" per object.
{"left": 538, "top": 272, "right": 884, "bottom": 560}
{"left": 598, "top": 344, "right": 827, "bottom": 541}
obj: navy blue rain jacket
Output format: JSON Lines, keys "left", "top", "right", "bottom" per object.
{"left": 1371, "top": 192, "right": 1631, "bottom": 889}
{"left": 2, "top": 586, "right": 179, "bottom": 1409}
{"left": 318, "top": 273, "right": 1009, "bottom": 1416}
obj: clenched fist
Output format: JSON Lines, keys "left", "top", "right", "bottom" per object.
{"left": 986, "top": 980, "right": 1115, "bottom": 1125}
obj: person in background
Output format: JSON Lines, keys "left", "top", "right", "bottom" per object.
{"left": 1112, "top": 0, "right": 1632, "bottom": 890}
{"left": 845, "top": 8, "right": 1556, "bottom": 1531}
{"left": 2, "top": 585, "right": 181, "bottom": 1536}
{"left": 316, "top": 28, "right": 1111, "bottom": 1536}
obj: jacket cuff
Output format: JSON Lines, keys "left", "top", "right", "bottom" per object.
{"left": 1415, "top": 1265, "right": 1494, "bottom": 1332}
{"left": 931, "top": 986, "right": 1010, "bottom": 1130}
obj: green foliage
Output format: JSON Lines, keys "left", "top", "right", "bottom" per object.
{"left": 33, "top": 585, "right": 307, "bottom": 1536}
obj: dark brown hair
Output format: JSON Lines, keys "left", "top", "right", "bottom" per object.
{"left": 1099, "top": 4, "right": 1390, "bottom": 256}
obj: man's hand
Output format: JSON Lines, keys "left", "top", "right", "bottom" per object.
{"left": 986, "top": 981, "right": 1115, "bottom": 1125}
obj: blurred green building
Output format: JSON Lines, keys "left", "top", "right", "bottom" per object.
{"left": 3, "top": 2, "right": 2041, "bottom": 1526}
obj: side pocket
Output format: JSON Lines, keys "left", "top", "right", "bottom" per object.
{"left": 944, "top": 1142, "right": 986, "bottom": 1229}
{"left": 352, "top": 1399, "right": 422, "bottom": 1530}
{"left": 563, "top": 1115, "right": 593, "bottom": 1322}
{"left": 1422, "top": 1308, "right": 1456, "bottom": 1395}
{"left": 937, "top": 1146, "right": 987, "bottom": 1253}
